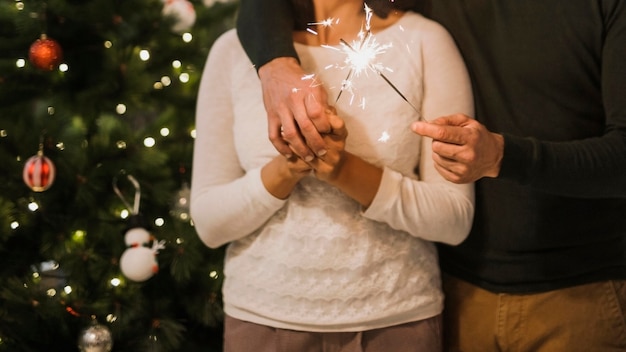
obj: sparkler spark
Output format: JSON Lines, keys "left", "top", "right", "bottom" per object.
{"left": 307, "top": 18, "right": 340, "bottom": 35}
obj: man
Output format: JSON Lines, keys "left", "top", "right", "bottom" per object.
{"left": 235, "top": 0, "right": 626, "bottom": 350}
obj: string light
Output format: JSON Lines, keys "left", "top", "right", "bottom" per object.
{"left": 116, "top": 104, "right": 127, "bottom": 115}
{"left": 143, "top": 137, "right": 155, "bottom": 147}
{"left": 28, "top": 201, "right": 39, "bottom": 212}
{"left": 139, "top": 49, "right": 150, "bottom": 61}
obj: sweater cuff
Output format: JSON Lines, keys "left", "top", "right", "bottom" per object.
{"left": 499, "top": 133, "right": 540, "bottom": 184}
{"left": 362, "top": 166, "right": 401, "bottom": 221}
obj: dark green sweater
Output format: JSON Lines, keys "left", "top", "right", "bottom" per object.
{"left": 236, "top": 0, "right": 626, "bottom": 293}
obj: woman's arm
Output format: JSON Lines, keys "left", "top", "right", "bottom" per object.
{"left": 190, "top": 32, "right": 307, "bottom": 249}
{"left": 312, "top": 20, "right": 475, "bottom": 245}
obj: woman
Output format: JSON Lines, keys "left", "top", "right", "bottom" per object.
{"left": 191, "top": 1, "right": 474, "bottom": 350}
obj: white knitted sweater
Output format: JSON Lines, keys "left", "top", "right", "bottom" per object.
{"left": 191, "top": 12, "right": 474, "bottom": 332}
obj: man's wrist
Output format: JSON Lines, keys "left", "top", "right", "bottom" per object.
{"left": 487, "top": 133, "right": 504, "bottom": 178}
{"left": 258, "top": 57, "right": 301, "bottom": 79}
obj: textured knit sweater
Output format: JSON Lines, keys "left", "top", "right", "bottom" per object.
{"left": 237, "top": 0, "right": 626, "bottom": 294}
{"left": 191, "top": 12, "right": 474, "bottom": 332}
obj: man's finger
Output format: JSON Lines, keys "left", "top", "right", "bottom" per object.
{"left": 411, "top": 121, "right": 466, "bottom": 145}
{"left": 267, "top": 111, "right": 293, "bottom": 157}
{"left": 429, "top": 114, "right": 471, "bottom": 126}
{"left": 303, "top": 92, "right": 330, "bottom": 155}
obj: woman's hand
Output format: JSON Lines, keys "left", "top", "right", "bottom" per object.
{"left": 261, "top": 154, "right": 311, "bottom": 200}
{"left": 303, "top": 110, "right": 348, "bottom": 183}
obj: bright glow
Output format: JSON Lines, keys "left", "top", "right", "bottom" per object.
{"left": 116, "top": 141, "right": 127, "bottom": 149}
{"left": 209, "top": 270, "right": 219, "bottom": 279}
{"left": 172, "top": 60, "right": 182, "bottom": 69}
{"left": 154, "top": 218, "right": 165, "bottom": 227}
{"left": 47, "top": 106, "right": 55, "bottom": 115}
{"left": 106, "top": 314, "right": 117, "bottom": 323}
{"left": 10, "top": 221, "right": 19, "bottom": 229}
{"left": 153, "top": 82, "right": 163, "bottom": 90}
{"left": 110, "top": 278, "right": 121, "bottom": 287}
{"left": 59, "top": 63, "right": 69, "bottom": 72}
{"left": 143, "top": 137, "right": 156, "bottom": 147}
{"left": 104, "top": 41, "right": 113, "bottom": 49}
{"left": 72, "top": 230, "right": 86, "bottom": 242}
{"left": 139, "top": 49, "right": 150, "bottom": 61}
{"left": 16, "top": 58, "right": 25, "bottom": 68}
{"left": 64, "top": 286, "right": 72, "bottom": 294}
{"left": 120, "top": 209, "right": 130, "bottom": 219}
{"left": 46, "top": 288, "right": 57, "bottom": 297}
{"left": 15, "top": 1, "right": 24, "bottom": 10}
{"left": 0, "top": 130, "right": 6, "bottom": 137}
{"left": 324, "top": 3, "right": 418, "bottom": 112}
{"left": 116, "top": 104, "right": 127, "bottom": 115}
{"left": 182, "top": 32, "right": 193, "bottom": 42}
{"left": 179, "top": 73, "right": 190, "bottom": 83}
{"left": 28, "top": 202, "right": 39, "bottom": 211}
{"left": 190, "top": 129, "right": 196, "bottom": 138}
{"left": 160, "top": 128, "right": 170, "bottom": 137}
{"left": 161, "top": 76, "right": 172, "bottom": 86}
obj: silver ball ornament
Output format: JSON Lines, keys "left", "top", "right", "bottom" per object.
{"left": 77, "top": 323, "right": 113, "bottom": 352}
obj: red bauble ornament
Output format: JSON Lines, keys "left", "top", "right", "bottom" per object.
{"left": 29, "top": 34, "right": 63, "bottom": 71}
{"left": 23, "top": 153, "right": 56, "bottom": 192}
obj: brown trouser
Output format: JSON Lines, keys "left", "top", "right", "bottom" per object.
{"left": 442, "top": 275, "right": 626, "bottom": 352}
{"left": 224, "top": 314, "right": 443, "bottom": 352}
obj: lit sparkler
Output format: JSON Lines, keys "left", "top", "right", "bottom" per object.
{"left": 319, "top": 4, "right": 419, "bottom": 113}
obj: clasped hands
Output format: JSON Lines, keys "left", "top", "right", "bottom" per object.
{"left": 259, "top": 57, "right": 504, "bottom": 185}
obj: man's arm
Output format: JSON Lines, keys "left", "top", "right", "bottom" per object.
{"left": 412, "top": 2, "right": 626, "bottom": 198}
{"left": 237, "top": 0, "right": 330, "bottom": 160}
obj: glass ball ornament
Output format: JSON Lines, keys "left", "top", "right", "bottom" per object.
{"left": 77, "top": 323, "right": 113, "bottom": 352}
{"left": 23, "top": 153, "right": 55, "bottom": 192}
{"left": 29, "top": 34, "right": 63, "bottom": 71}
{"left": 162, "top": 0, "right": 196, "bottom": 33}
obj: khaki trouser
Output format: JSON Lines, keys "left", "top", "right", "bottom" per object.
{"left": 442, "top": 275, "right": 626, "bottom": 352}
{"left": 224, "top": 314, "right": 443, "bottom": 352}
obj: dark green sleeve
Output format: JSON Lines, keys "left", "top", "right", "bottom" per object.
{"left": 236, "top": 0, "right": 299, "bottom": 69}
{"left": 499, "top": 0, "right": 626, "bottom": 198}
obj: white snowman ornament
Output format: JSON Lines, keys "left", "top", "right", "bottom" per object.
{"left": 114, "top": 174, "right": 166, "bottom": 282}
{"left": 119, "top": 226, "right": 165, "bottom": 282}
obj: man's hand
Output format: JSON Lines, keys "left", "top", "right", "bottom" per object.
{"left": 411, "top": 114, "right": 504, "bottom": 183}
{"left": 258, "top": 57, "right": 332, "bottom": 161}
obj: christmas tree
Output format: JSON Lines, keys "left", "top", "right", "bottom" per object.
{"left": 0, "top": 0, "right": 238, "bottom": 350}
